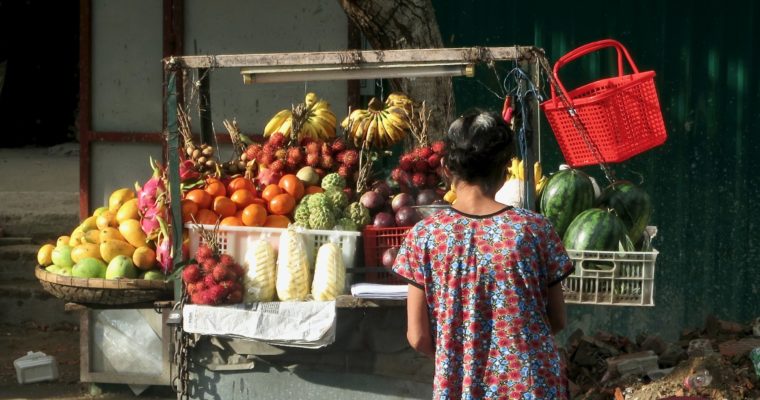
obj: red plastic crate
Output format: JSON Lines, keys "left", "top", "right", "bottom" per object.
{"left": 361, "top": 226, "right": 412, "bottom": 284}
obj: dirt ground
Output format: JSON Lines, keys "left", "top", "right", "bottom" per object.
{"left": 0, "top": 323, "right": 174, "bottom": 400}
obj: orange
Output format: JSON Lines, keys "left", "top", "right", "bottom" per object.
{"left": 227, "top": 177, "right": 255, "bottom": 195}
{"left": 181, "top": 199, "right": 198, "bottom": 223}
{"left": 194, "top": 209, "right": 219, "bottom": 225}
{"left": 230, "top": 189, "right": 256, "bottom": 210}
{"left": 185, "top": 189, "right": 212, "bottom": 210}
{"left": 205, "top": 179, "right": 227, "bottom": 198}
{"left": 269, "top": 193, "right": 296, "bottom": 215}
{"left": 261, "top": 184, "right": 283, "bottom": 203}
{"left": 264, "top": 215, "right": 291, "bottom": 228}
{"left": 212, "top": 196, "right": 236, "bottom": 218}
{"left": 241, "top": 204, "right": 268, "bottom": 227}
{"left": 279, "top": 174, "right": 305, "bottom": 200}
{"left": 235, "top": 209, "right": 244, "bottom": 219}
{"left": 220, "top": 216, "right": 244, "bottom": 226}
{"left": 305, "top": 185, "right": 324, "bottom": 195}
{"left": 252, "top": 198, "right": 267, "bottom": 207}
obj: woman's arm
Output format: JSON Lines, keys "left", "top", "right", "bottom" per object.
{"left": 406, "top": 284, "right": 435, "bottom": 357}
{"left": 546, "top": 284, "right": 567, "bottom": 334}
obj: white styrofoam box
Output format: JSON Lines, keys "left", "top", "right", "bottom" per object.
{"left": 14, "top": 351, "right": 59, "bottom": 384}
{"left": 187, "top": 224, "right": 361, "bottom": 271}
{"left": 562, "top": 249, "right": 658, "bottom": 306}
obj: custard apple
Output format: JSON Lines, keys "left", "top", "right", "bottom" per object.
{"left": 321, "top": 173, "right": 346, "bottom": 192}
{"left": 293, "top": 204, "right": 311, "bottom": 228}
{"left": 324, "top": 189, "right": 348, "bottom": 211}
{"left": 335, "top": 217, "right": 358, "bottom": 231}
{"left": 307, "top": 193, "right": 330, "bottom": 213}
{"left": 345, "top": 202, "right": 370, "bottom": 227}
{"left": 308, "top": 207, "right": 336, "bottom": 230}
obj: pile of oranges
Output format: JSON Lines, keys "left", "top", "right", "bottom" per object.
{"left": 182, "top": 174, "right": 314, "bottom": 228}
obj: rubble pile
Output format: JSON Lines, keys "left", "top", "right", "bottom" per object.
{"left": 565, "top": 315, "right": 760, "bottom": 400}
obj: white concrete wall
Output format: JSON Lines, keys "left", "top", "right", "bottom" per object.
{"left": 89, "top": 0, "right": 349, "bottom": 210}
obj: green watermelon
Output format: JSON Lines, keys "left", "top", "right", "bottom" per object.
{"left": 596, "top": 181, "right": 652, "bottom": 243}
{"left": 563, "top": 208, "right": 633, "bottom": 252}
{"left": 540, "top": 169, "right": 595, "bottom": 238}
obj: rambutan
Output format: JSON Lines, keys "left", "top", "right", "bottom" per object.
{"left": 412, "top": 172, "right": 426, "bottom": 187}
{"left": 320, "top": 154, "right": 335, "bottom": 170}
{"left": 274, "top": 148, "right": 287, "bottom": 160}
{"left": 269, "top": 132, "right": 286, "bottom": 147}
{"left": 320, "top": 142, "right": 332, "bottom": 156}
{"left": 305, "top": 141, "right": 320, "bottom": 155}
{"left": 259, "top": 152, "right": 275, "bottom": 166}
{"left": 414, "top": 159, "right": 429, "bottom": 173}
{"left": 418, "top": 147, "right": 433, "bottom": 159}
{"left": 431, "top": 141, "right": 445, "bottom": 155}
{"left": 181, "top": 264, "right": 202, "bottom": 284}
{"left": 331, "top": 138, "right": 346, "bottom": 153}
{"left": 230, "top": 263, "right": 245, "bottom": 279}
{"left": 195, "top": 245, "right": 213, "bottom": 263}
{"left": 285, "top": 159, "right": 299, "bottom": 171}
{"left": 190, "top": 292, "right": 205, "bottom": 305}
{"left": 341, "top": 149, "right": 359, "bottom": 167}
{"left": 337, "top": 165, "right": 351, "bottom": 179}
{"left": 427, "top": 154, "right": 442, "bottom": 169}
{"left": 399, "top": 155, "right": 414, "bottom": 172}
{"left": 218, "top": 254, "right": 234, "bottom": 268}
{"left": 212, "top": 265, "right": 231, "bottom": 282}
{"left": 208, "top": 284, "right": 227, "bottom": 304}
{"left": 245, "top": 144, "right": 262, "bottom": 161}
{"left": 286, "top": 147, "right": 303, "bottom": 163}
{"left": 227, "top": 290, "right": 243, "bottom": 304}
{"left": 201, "top": 258, "right": 217, "bottom": 275}
{"left": 229, "top": 281, "right": 243, "bottom": 293}
{"left": 269, "top": 159, "right": 285, "bottom": 172}
{"left": 218, "top": 280, "right": 234, "bottom": 296}
{"left": 300, "top": 137, "right": 315, "bottom": 147}
{"left": 203, "top": 274, "right": 217, "bottom": 288}
{"left": 426, "top": 173, "right": 440, "bottom": 188}
{"left": 186, "top": 282, "right": 198, "bottom": 295}
{"left": 335, "top": 152, "right": 345, "bottom": 163}
{"left": 306, "top": 153, "right": 320, "bottom": 167}
{"left": 391, "top": 168, "right": 410, "bottom": 185}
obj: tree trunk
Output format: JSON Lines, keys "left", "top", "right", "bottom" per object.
{"left": 338, "top": 0, "right": 454, "bottom": 140}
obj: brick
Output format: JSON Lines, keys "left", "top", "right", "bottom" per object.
{"left": 606, "top": 350, "right": 658, "bottom": 377}
{"left": 718, "top": 337, "right": 760, "bottom": 357}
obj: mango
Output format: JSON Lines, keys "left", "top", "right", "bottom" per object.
{"left": 133, "top": 246, "right": 157, "bottom": 270}
{"left": 96, "top": 211, "right": 118, "bottom": 230}
{"left": 99, "top": 227, "right": 125, "bottom": 243}
{"left": 69, "top": 228, "right": 85, "bottom": 247}
{"left": 56, "top": 236, "right": 71, "bottom": 248}
{"left": 108, "top": 188, "right": 136, "bottom": 212}
{"left": 100, "top": 239, "right": 136, "bottom": 263}
{"left": 93, "top": 206, "right": 109, "bottom": 217}
{"left": 37, "top": 244, "right": 55, "bottom": 266}
{"left": 51, "top": 245, "right": 74, "bottom": 268}
{"left": 78, "top": 216, "right": 98, "bottom": 232}
{"left": 106, "top": 255, "right": 138, "bottom": 279}
{"left": 116, "top": 198, "right": 139, "bottom": 224}
{"left": 119, "top": 219, "right": 147, "bottom": 248}
{"left": 71, "top": 243, "right": 101, "bottom": 264}
{"left": 73, "top": 258, "right": 107, "bottom": 279}
{"left": 140, "top": 269, "right": 166, "bottom": 281}
{"left": 83, "top": 229, "right": 100, "bottom": 244}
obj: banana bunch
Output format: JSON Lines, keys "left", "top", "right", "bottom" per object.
{"left": 443, "top": 182, "right": 457, "bottom": 205}
{"left": 506, "top": 158, "right": 548, "bottom": 195}
{"left": 341, "top": 95, "right": 412, "bottom": 149}
{"left": 263, "top": 92, "right": 337, "bottom": 141}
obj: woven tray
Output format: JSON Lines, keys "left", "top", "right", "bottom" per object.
{"left": 35, "top": 265, "right": 173, "bottom": 305}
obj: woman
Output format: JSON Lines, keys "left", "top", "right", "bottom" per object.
{"left": 392, "top": 111, "right": 573, "bottom": 399}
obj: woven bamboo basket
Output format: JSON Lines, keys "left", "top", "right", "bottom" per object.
{"left": 35, "top": 266, "right": 173, "bottom": 305}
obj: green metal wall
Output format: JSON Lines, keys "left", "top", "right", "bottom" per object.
{"left": 435, "top": 0, "right": 760, "bottom": 339}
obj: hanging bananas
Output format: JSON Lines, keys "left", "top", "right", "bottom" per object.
{"left": 341, "top": 94, "right": 413, "bottom": 149}
{"left": 505, "top": 158, "right": 548, "bottom": 195}
{"left": 263, "top": 92, "right": 337, "bottom": 141}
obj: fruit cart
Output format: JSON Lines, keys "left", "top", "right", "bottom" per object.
{"left": 160, "top": 46, "right": 546, "bottom": 399}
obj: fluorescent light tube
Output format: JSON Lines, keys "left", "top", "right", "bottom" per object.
{"left": 241, "top": 63, "right": 474, "bottom": 84}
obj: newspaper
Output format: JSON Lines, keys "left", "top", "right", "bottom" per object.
{"left": 350, "top": 283, "right": 408, "bottom": 300}
{"left": 183, "top": 301, "right": 336, "bottom": 349}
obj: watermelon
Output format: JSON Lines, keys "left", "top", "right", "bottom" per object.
{"left": 596, "top": 180, "right": 652, "bottom": 243}
{"left": 539, "top": 169, "right": 595, "bottom": 238}
{"left": 563, "top": 208, "right": 633, "bottom": 252}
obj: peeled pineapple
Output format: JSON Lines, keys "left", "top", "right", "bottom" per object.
{"left": 242, "top": 236, "right": 276, "bottom": 302}
{"left": 276, "top": 227, "right": 310, "bottom": 301}
{"left": 311, "top": 242, "right": 345, "bottom": 301}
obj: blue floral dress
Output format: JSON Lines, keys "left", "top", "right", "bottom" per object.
{"left": 392, "top": 206, "right": 573, "bottom": 399}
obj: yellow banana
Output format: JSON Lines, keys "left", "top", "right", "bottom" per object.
{"left": 507, "top": 158, "right": 520, "bottom": 180}
{"left": 534, "top": 161, "right": 543, "bottom": 181}
{"left": 264, "top": 110, "right": 292, "bottom": 137}
{"left": 309, "top": 114, "right": 336, "bottom": 138}
{"left": 351, "top": 116, "right": 371, "bottom": 147}
{"left": 313, "top": 108, "right": 337, "bottom": 127}
{"left": 365, "top": 115, "right": 378, "bottom": 148}
{"left": 382, "top": 108, "right": 410, "bottom": 139}
{"left": 380, "top": 112, "right": 403, "bottom": 145}
{"left": 304, "top": 92, "right": 318, "bottom": 107}
{"left": 535, "top": 175, "right": 548, "bottom": 197}
{"left": 517, "top": 160, "right": 525, "bottom": 181}
{"left": 277, "top": 118, "right": 292, "bottom": 136}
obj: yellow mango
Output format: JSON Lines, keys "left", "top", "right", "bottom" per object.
{"left": 78, "top": 216, "right": 98, "bottom": 232}
{"left": 118, "top": 219, "right": 148, "bottom": 248}
{"left": 37, "top": 244, "right": 55, "bottom": 266}
{"left": 69, "top": 228, "right": 85, "bottom": 247}
{"left": 133, "top": 246, "right": 157, "bottom": 270}
{"left": 96, "top": 211, "right": 118, "bottom": 230}
{"left": 100, "top": 239, "right": 136, "bottom": 263}
{"left": 71, "top": 243, "right": 102, "bottom": 264}
{"left": 93, "top": 206, "right": 109, "bottom": 217}
{"left": 99, "top": 227, "right": 125, "bottom": 243}
{"left": 108, "top": 188, "right": 136, "bottom": 212}
{"left": 56, "top": 236, "right": 71, "bottom": 248}
{"left": 116, "top": 198, "right": 139, "bottom": 224}
{"left": 83, "top": 230, "right": 101, "bottom": 244}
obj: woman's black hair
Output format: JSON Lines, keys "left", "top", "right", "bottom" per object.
{"left": 444, "top": 110, "right": 514, "bottom": 194}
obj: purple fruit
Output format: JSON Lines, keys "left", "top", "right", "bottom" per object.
{"left": 371, "top": 181, "right": 392, "bottom": 200}
{"left": 416, "top": 189, "right": 441, "bottom": 206}
{"left": 382, "top": 247, "right": 399, "bottom": 268}
{"left": 395, "top": 206, "right": 420, "bottom": 227}
{"left": 360, "top": 190, "right": 385, "bottom": 211}
{"left": 373, "top": 212, "right": 395, "bottom": 228}
{"left": 391, "top": 193, "right": 415, "bottom": 212}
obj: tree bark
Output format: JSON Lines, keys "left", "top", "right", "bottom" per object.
{"left": 338, "top": 0, "right": 454, "bottom": 140}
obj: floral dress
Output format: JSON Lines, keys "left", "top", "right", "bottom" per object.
{"left": 392, "top": 206, "right": 574, "bottom": 400}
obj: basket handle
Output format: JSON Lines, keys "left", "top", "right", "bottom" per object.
{"left": 550, "top": 39, "right": 640, "bottom": 102}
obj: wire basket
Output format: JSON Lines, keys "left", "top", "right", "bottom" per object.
{"left": 562, "top": 249, "right": 658, "bottom": 306}
{"left": 361, "top": 226, "right": 412, "bottom": 284}
{"left": 35, "top": 266, "right": 173, "bottom": 305}
{"left": 541, "top": 39, "right": 667, "bottom": 167}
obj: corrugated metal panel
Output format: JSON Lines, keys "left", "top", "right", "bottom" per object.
{"left": 436, "top": 0, "right": 760, "bottom": 339}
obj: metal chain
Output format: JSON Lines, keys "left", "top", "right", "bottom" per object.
{"left": 536, "top": 55, "right": 616, "bottom": 185}
{"left": 171, "top": 287, "right": 191, "bottom": 400}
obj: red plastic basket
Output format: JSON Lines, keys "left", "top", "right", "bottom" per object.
{"left": 540, "top": 39, "right": 667, "bottom": 167}
{"left": 361, "top": 226, "right": 412, "bottom": 284}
